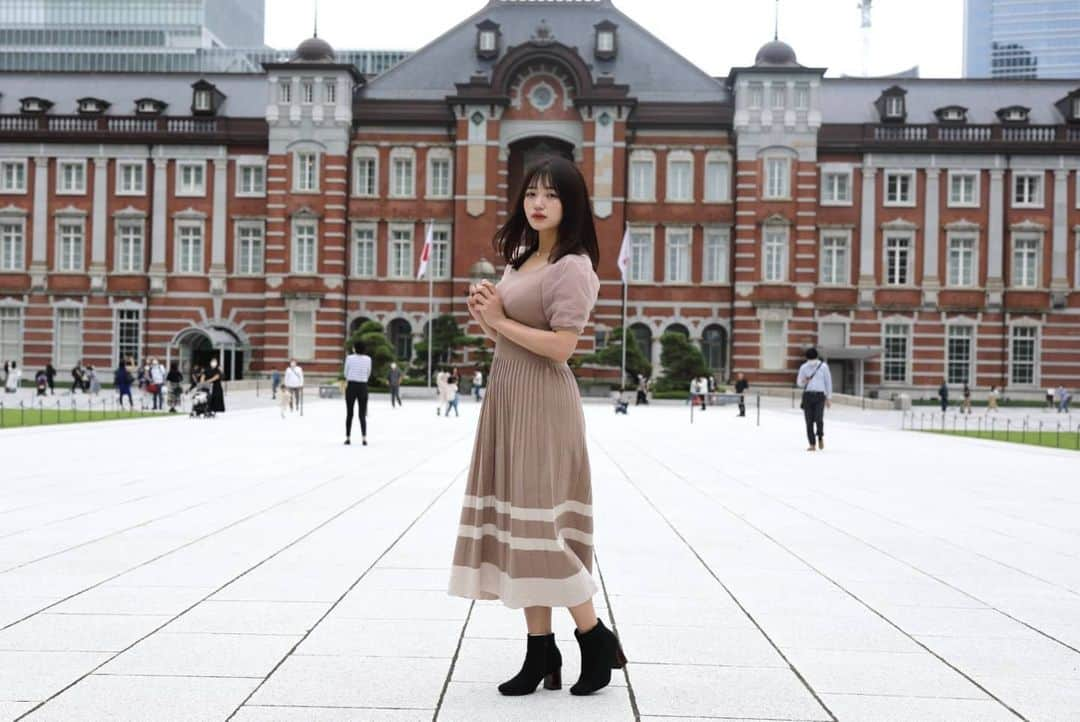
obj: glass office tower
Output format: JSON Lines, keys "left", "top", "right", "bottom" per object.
{"left": 964, "top": 0, "right": 1080, "bottom": 78}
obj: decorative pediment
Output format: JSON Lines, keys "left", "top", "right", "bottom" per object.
{"left": 0, "top": 204, "right": 29, "bottom": 217}
{"left": 1010, "top": 219, "right": 1045, "bottom": 232}
{"left": 53, "top": 205, "right": 88, "bottom": 217}
{"left": 761, "top": 213, "right": 791, "bottom": 226}
{"left": 880, "top": 217, "right": 917, "bottom": 230}
{"left": 113, "top": 206, "right": 147, "bottom": 218}
{"left": 289, "top": 205, "right": 321, "bottom": 219}
{"left": 172, "top": 207, "right": 208, "bottom": 219}
{"left": 944, "top": 218, "right": 980, "bottom": 231}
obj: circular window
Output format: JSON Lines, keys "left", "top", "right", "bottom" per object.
{"left": 528, "top": 82, "right": 556, "bottom": 112}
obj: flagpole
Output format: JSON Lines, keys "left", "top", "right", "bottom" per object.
{"left": 620, "top": 276, "right": 627, "bottom": 393}
{"left": 426, "top": 219, "right": 433, "bottom": 389}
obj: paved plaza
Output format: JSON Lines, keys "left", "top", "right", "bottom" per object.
{"left": 0, "top": 391, "right": 1077, "bottom": 721}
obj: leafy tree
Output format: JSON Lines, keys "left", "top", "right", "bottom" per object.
{"left": 411, "top": 314, "right": 484, "bottom": 379}
{"left": 580, "top": 326, "right": 652, "bottom": 387}
{"left": 345, "top": 320, "right": 395, "bottom": 388}
{"left": 655, "top": 331, "right": 709, "bottom": 392}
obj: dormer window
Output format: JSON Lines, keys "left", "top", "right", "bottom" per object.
{"left": 194, "top": 90, "right": 211, "bottom": 112}
{"left": 875, "top": 86, "right": 907, "bottom": 122}
{"left": 190, "top": 79, "right": 224, "bottom": 116}
{"left": 134, "top": 98, "right": 166, "bottom": 116}
{"left": 19, "top": 97, "right": 52, "bottom": 115}
{"left": 934, "top": 105, "right": 968, "bottom": 123}
{"left": 77, "top": 97, "right": 108, "bottom": 115}
{"left": 594, "top": 20, "right": 617, "bottom": 61}
{"left": 1074, "top": 96, "right": 1080, "bottom": 120}
{"left": 1053, "top": 88, "right": 1080, "bottom": 123}
{"left": 996, "top": 105, "right": 1030, "bottom": 124}
{"left": 476, "top": 19, "right": 500, "bottom": 60}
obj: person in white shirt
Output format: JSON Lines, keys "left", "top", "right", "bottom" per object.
{"left": 343, "top": 341, "right": 372, "bottom": 446}
{"left": 4, "top": 361, "right": 21, "bottom": 393}
{"left": 473, "top": 369, "right": 484, "bottom": 402}
{"left": 283, "top": 360, "right": 304, "bottom": 414}
{"left": 435, "top": 369, "right": 449, "bottom": 416}
{"left": 149, "top": 358, "right": 166, "bottom": 411}
{"left": 796, "top": 347, "right": 832, "bottom": 451}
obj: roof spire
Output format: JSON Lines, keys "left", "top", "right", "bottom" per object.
{"left": 313, "top": 0, "right": 319, "bottom": 38}
{"left": 774, "top": 0, "right": 779, "bottom": 41}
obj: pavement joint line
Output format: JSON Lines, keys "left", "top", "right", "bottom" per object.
{"left": 432, "top": 599, "right": 475, "bottom": 721}
{"left": 594, "top": 550, "right": 641, "bottom": 721}
{"left": 224, "top": 464, "right": 468, "bottom": 721}
{"left": 636, "top": 447, "right": 1030, "bottom": 721}
{"left": 12, "top": 451, "right": 466, "bottom": 721}
{"left": 593, "top": 438, "right": 839, "bottom": 722}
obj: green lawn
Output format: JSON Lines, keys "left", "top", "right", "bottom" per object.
{"left": 0, "top": 406, "right": 170, "bottom": 429}
{"left": 926, "top": 428, "right": 1080, "bottom": 451}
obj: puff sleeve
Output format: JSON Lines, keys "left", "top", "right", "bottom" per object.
{"left": 541, "top": 254, "right": 600, "bottom": 334}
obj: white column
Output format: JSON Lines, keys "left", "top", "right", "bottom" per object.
{"left": 1051, "top": 168, "right": 1068, "bottom": 291}
{"left": 858, "top": 165, "right": 877, "bottom": 304}
{"left": 592, "top": 107, "right": 615, "bottom": 219}
{"left": 987, "top": 168, "right": 1005, "bottom": 304}
{"left": 922, "top": 168, "right": 941, "bottom": 305}
{"left": 31, "top": 157, "right": 49, "bottom": 266}
{"left": 211, "top": 158, "right": 228, "bottom": 270}
{"left": 149, "top": 158, "right": 168, "bottom": 293}
{"left": 90, "top": 158, "right": 108, "bottom": 269}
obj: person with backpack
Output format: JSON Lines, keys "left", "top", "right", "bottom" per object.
{"left": 796, "top": 347, "right": 832, "bottom": 451}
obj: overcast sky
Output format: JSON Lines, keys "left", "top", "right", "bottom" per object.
{"left": 265, "top": 0, "right": 964, "bottom": 78}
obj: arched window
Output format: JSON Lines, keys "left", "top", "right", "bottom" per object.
{"left": 387, "top": 318, "right": 413, "bottom": 361}
{"left": 701, "top": 324, "right": 728, "bottom": 375}
{"left": 349, "top": 316, "right": 372, "bottom": 334}
{"left": 664, "top": 323, "right": 690, "bottom": 338}
{"left": 629, "top": 322, "right": 652, "bottom": 357}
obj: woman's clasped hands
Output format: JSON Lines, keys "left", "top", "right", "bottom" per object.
{"left": 468, "top": 280, "right": 506, "bottom": 324}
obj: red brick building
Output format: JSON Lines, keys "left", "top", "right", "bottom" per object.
{"left": 1, "top": 0, "right": 1078, "bottom": 397}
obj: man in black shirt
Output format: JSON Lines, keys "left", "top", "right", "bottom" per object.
{"left": 734, "top": 372, "right": 749, "bottom": 417}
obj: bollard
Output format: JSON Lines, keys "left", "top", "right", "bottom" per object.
{"left": 963, "top": 415, "right": 968, "bottom": 435}
{"left": 756, "top": 393, "right": 761, "bottom": 427}
{"left": 0, "top": 400, "right": 4, "bottom": 428}
{"left": 1057, "top": 422, "right": 1061, "bottom": 448}
{"left": 1039, "top": 420, "right": 1043, "bottom": 445}
{"left": 1022, "top": 417, "right": 1027, "bottom": 444}
{"left": 991, "top": 417, "right": 996, "bottom": 440}
{"left": 19, "top": 400, "right": 24, "bottom": 426}
{"left": 1006, "top": 419, "right": 1011, "bottom": 442}
{"left": 39, "top": 400, "right": 43, "bottom": 425}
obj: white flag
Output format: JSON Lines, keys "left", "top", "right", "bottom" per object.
{"left": 416, "top": 223, "right": 434, "bottom": 280}
{"left": 616, "top": 225, "right": 632, "bottom": 283}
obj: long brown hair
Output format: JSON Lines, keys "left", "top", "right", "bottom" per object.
{"left": 493, "top": 156, "right": 600, "bottom": 271}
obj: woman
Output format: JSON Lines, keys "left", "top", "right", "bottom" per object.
{"left": 448, "top": 157, "right": 625, "bottom": 697}
{"left": 343, "top": 341, "right": 372, "bottom": 446}
{"left": 166, "top": 361, "right": 183, "bottom": 413}
{"left": 4, "top": 361, "right": 21, "bottom": 393}
{"left": 115, "top": 357, "right": 133, "bottom": 408}
{"left": 204, "top": 358, "right": 225, "bottom": 414}
{"left": 444, "top": 370, "right": 460, "bottom": 417}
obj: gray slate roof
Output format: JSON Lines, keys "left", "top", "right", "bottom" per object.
{"left": 0, "top": 73, "right": 267, "bottom": 117}
{"left": 821, "top": 78, "right": 1080, "bottom": 125}
{"left": 362, "top": 0, "right": 727, "bottom": 103}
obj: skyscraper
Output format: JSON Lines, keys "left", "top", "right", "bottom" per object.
{"left": 964, "top": 0, "right": 1080, "bottom": 78}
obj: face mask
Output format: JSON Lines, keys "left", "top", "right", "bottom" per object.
{"left": 290, "top": 362, "right": 296, "bottom": 368}
{"left": 210, "top": 361, "right": 218, "bottom": 368}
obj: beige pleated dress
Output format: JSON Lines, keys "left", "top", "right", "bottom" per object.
{"left": 448, "top": 252, "right": 601, "bottom": 609}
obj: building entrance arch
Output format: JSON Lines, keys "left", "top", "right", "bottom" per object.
{"left": 169, "top": 325, "right": 247, "bottom": 381}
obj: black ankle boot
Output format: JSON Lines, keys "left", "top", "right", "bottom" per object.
{"left": 497, "top": 633, "right": 562, "bottom": 696}
{"left": 570, "top": 619, "right": 626, "bottom": 695}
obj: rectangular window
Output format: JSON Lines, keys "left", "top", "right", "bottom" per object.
{"left": 884, "top": 170, "right": 915, "bottom": 205}
{"left": 761, "top": 320, "right": 784, "bottom": 370}
{"left": 820, "top": 233, "right": 849, "bottom": 285}
{"left": 704, "top": 159, "right": 730, "bottom": 202}
{"left": 665, "top": 229, "right": 691, "bottom": 283}
{"left": 57, "top": 160, "right": 86, "bottom": 194}
{"left": 1010, "top": 326, "right": 1037, "bottom": 385}
{"left": 57, "top": 222, "right": 84, "bottom": 271}
{"left": 884, "top": 234, "right": 911, "bottom": 286}
{"left": 301, "top": 80, "right": 314, "bottom": 104}
{"left": 295, "top": 152, "right": 318, "bottom": 192}
{"left": 770, "top": 85, "right": 786, "bottom": 110}
{"left": 1013, "top": 172, "right": 1042, "bottom": 207}
{"left": 748, "top": 83, "right": 764, "bottom": 109}
{"left": 629, "top": 157, "right": 655, "bottom": 201}
{"left": 885, "top": 96, "right": 904, "bottom": 118}
{"left": 821, "top": 171, "right": 851, "bottom": 204}
{"left": 794, "top": 83, "right": 810, "bottom": 110}
{"left": 353, "top": 226, "right": 376, "bottom": 277}
{"left": 431, "top": 227, "right": 451, "bottom": 280}
{"left": 946, "top": 325, "right": 973, "bottom": 385}
{"left": 702, "top": 229, "right": 729, "bottom": 284}
{"left": 764, "top": 158, "right": 789, "bottom": 199}
{"left": 947, "top": 234, "right": 977, "bottom": 287}
{"left": 882, "top": 323, "right": 909, "bottom": 383}
{"left": 355, "top": 156, "right": 377, "bottom": 197}
{"left": 324, "top": 78, "right": 336, "bottom": 104}
{"left": 115, "top": 221, "right": 143, "bottom": 273}
{"left": 667, "top": 159, "right": 692, "bottom": 201}
{"left": 819, "top": 322, "right": 846, "bottom": 347}
{"left": 290, "top": 310, "right": 315, "bottom": 361}
{"left": 235, "top": 223, "right": 264, "bottom": 275}
{"left": 948, "top": 171, "right": 978, "bottom": 207}
{"left": 55, "top": 307, "right": 82, "bottom": 370}
{"left": 117, "top": 161, "right": 145, "bottom": 195}
{"left": 763, "top": 228, "right": 787, "bottom": 283}
{"left": 237, "top": 163, "right": 265, "bottom": 196}
{"left": 292, "top": 221, "right": 317, "bottom": 274}
{"left": 0, "top": 307, "right": 21, "bottom": 365}
{"left": 177, "top": 161, "right": 205, "bottom": 196}
{"left": 389, "top": 227, "right": 413, "bottom": 278}
{"left": 391, "top": 156, "right": 415, "bottom": 197}
{"left": 116, "top": 309, "right": 141, "bottom": 365}
{"left": 176, "top": 223, "right": 203, "bottom": 274}
{"left": 1012, "top": 235, "right": 1040, "bottom": 288}
{"left": 1, "top": 222, "right": 24, "bottom": 271}
{"left": 0, "top": 160, "right": 27, "bottom": 193}
{"left": 278, "top": 79, "right": 291, "bottom": 103}
{"left": 629, "top": 230, "right": 653, "bottom": 282}
{"left": 429, "top": 157, "right": 451, "bottom": 198}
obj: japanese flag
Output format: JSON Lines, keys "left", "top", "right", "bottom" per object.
{"left": 416, "top": 223, "right": 433, "bottom": 280}
{"left": 616, "top": 225, "right": 632, "bottom": 283}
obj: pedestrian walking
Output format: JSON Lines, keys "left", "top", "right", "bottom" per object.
{"left": 448, "top": 157, "right": 624, "bottom": 697}
{"left": 473, "top": 368, "right": 484, "bottom": 402}
{"left": 3, "top": 361, "right": 19, "bottom": 393}
{"left": 344, "top": 341, "right": 372, "bottom": 446}
{"left": 635, "top": 374, "right": 649, "bottom": 406}
{"left": 70, "top": 363, "right": 88, "bottom": 394}
{"left": 962, "top": 383, "right": 972, "bottom": 414}
{"left": 435, "top": 368, "right": 449, "bottom": 415}
{"left": 283, "top": 360, "right": 303, "bottom": 412}
{"left": 444, "top": 371, "right": 460, "bottom": 417}
{"left": 87, "top": 366, "right": 100, "bottom": 396}
{"left": 938, "top": 379, "right": 949, "bottom": 413}
{"left": 734, "top": 372, "right": 749, "bottom": 417}
{"left": 115, "top": 357, "right": 133, "bottom": 408}
{"left": 1046, "top": 387, "right": 1056, "bottom": 411}
{"left": 689, "top": 376, "right": 706, "bottom": 410}
{"left": 797, "top": 347, "right": 832, "bottom": 451}
{"left": 987, "top": 385, "right": 1000, "bottom": 412}
{"left": 388, "top": 362, "right": 403, "bottom": 408}
{"left": 166, "top": 361, "right": 183, "bottom": 413}
{"left": 1057, "top": 385, "right": 1072, "bottom": 414}
{"left": 204, "top": 358, "right": 225, "bottom": 414}
{"left": 45, "top": 362, "right": 56, "bottom": 395}
{"left": 271, "top": 369, "right": 281, "bottom": 400}
{"left": 149, "top": 357, "right": 166, "bottom": 411}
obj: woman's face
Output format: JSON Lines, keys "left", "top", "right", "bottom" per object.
{"left": 523, "top": 178, "right": 562, "bottom": 235}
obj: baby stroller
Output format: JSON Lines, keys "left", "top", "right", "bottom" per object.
{"left": 189, "top": 384, "right": 215, "bottom": 418}
{"left": 35, "top": 370, "right": 48, "bottom": 397}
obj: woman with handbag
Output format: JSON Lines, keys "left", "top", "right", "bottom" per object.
{"left": 796, "top": 347, "right": 832, "bottom": 451}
